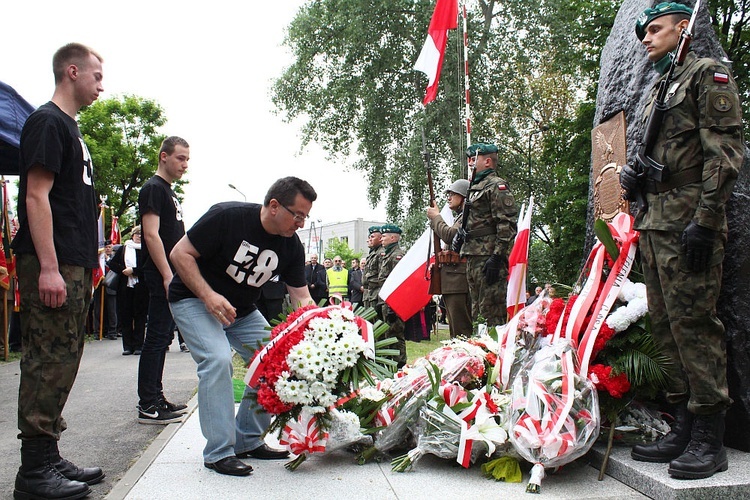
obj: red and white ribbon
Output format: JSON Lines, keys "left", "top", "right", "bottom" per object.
{"left": 279, "top": 412, "right": 329, "bottom": 456}
{"left": 441, "top": 382, "right": 468, "bottom": 407}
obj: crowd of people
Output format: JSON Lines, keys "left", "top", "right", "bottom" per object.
{"left": 7, "top": 3, "right": 743, "bottom": 497}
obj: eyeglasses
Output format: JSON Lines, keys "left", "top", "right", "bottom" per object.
{"left": 280, "top": 204, "right": 309, "bottom": 223}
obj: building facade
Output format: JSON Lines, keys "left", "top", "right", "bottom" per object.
{"left": 297, "top": 218, "right": 385, "bottom": 258}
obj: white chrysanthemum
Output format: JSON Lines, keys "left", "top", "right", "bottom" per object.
{"left": 620, "top": 280, "right": 647, "bottom": 303}
{"left": 276, "top": 377, "right": 312, "bottom": 405}
{"left": 359, "top": 386, "right": 386, "bottom": 401}
{"left": 318, "top": 391, "right": 338, "bottom": 407}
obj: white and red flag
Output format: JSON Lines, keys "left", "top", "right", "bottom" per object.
{"left": 413, "top": 0, "right": 458, "bottom": 105}
{"left": 110, "top": 214, "right": 120, "bottom": 245}
{"left": 92, "top": 204, "right": 106, "bottom": 288}
{"left": 506, "top": 197, "right": 534, "bottom": 319}
{"left": 380, "top": 205, "right": 454, "bottom": 321}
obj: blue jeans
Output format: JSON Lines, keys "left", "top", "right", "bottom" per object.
{"left": 170, "top": 298, "right": 272, "bottom": 463}
{"left": 138, "top": 267, "right": 176, "bottom": 406}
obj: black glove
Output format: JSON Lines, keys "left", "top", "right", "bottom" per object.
{"left": 619, "top": 164, "right": 640, "bottom": 201}
{"left": 681, "top": 222, "right": 715, "bottom": 272}
{"left": 452, "top": 228, "right": 467, "bottom": 253}
{"left": 385, "top": 311, "right": 397, "bottom": 323}
{"left": 482, "top": 254, "right": 504, "bottom": 285}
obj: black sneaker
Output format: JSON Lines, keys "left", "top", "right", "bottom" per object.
{"left": 159, "top": 398, "right": 188, "bottom": 415}
{"left": 137, "top": 404, "right": 184, "bottom": 424}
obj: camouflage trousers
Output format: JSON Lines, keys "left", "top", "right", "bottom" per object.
{"left": 382, "top": 303, "right": 406, "bottom": 368}
{"left": 364, "top": 296, "right": 382, "bottom": 321}
{"left": 466, "top": 256, "right": 508, "bottom": 327}
{"left": 16, "top": 255, "right": 92, "bottom": 439}
{"left": 640, "top": 230, "right": 730, "bottom": 415}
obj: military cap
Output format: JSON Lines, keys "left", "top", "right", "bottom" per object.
{"left": 636, "top": 2, "right": 693, "bottom": 41}
{"left": 446, "top": 179, "right": 470, "bottom": 198}
{"left": 466, "top": 143, "right": 499, "bottom": 157}
{"left": 368, "top": 225, "right": 382, "bottom": 234}
{"left": 380, "top": 223, "right": 402, "bottom": 234}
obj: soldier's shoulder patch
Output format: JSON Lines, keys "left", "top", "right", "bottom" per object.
{"left": 396, "top": 255, "right": 403, "bottom": 261}
{"left": 713, "top": 72, "right": 729, "bottom": 84}
{"left": 497, "top": 184, "right": 508, "bottom": 191}
{"left": 713, "top": 93, "right": 733, "bottom": 113}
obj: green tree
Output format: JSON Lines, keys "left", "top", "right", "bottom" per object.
{"left": 324, "top": 237, "right": 363, "bottom": 267}
{"left": 272, "top": 0, "right": 614, "bottom": 267}
{"left": 708, "top": 0, "right": 750, "bottom": 134}
{"left": 78, "top": 95, "right": 167, "bottom": 231}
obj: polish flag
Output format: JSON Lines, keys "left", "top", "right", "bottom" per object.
{"left": 413, "top": 0, "right": 458, "bottom": 105}
{"left": 506, "top": 197, "right": 534, "bottom": 319}
{"left": 380, "top": 205, "right": 454, "bottom": 321}
{"left": 110, "top": 215, "right": 120, "bottom": 245}
{"left": 92, "top": 204, "right": 106, "bottom": 288}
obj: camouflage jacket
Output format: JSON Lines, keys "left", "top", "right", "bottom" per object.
{"left": 376, "top": 242, "right": 405, "bottom": 304}
{"left": 460, "top": 170, "right": 517, "bottom": 257}
{"left": 635, "top": 52, "right": 744, "bottom": 234}
{"left": 362, "top": 244, "right": 383, "bottom": 301}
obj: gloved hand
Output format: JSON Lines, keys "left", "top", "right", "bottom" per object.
{"left": 452, "top": 228, "right": 467, "bottom": 253}
{"left": 385, "top": 310, "right": 397, "bottom": 323}
{"left": 681, "top": 222, "right": 715, "bottom": 272}
{"left": 482, "top": 254, "right": 504, "bottom": 285}
{"left": 619, "top": 164, "right": 640, "bottom": 201}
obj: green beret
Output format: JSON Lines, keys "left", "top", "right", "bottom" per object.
{"left": 466, "top": 143, "right": 499, "bottom": 157}
{"left": 636, "top": 2, "right": 693, "bottom": 41}
{"left": 368, "top": 225, "right": 382, "bottom": 234}
{"left": 380, "top": 223, "right": 402, "bottom": 235}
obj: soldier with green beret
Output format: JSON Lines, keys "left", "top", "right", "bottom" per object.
{"left": 377, "top": 224, "right": 407, "bottom": 367}
{"left": 362, "top": 225, "right": 384, "bottom": 317}
{"left": 621, "top": 1, "right": 744, "bottom": 480}
{"left": 460, "top": 142, "right": 517, "bottom": 327}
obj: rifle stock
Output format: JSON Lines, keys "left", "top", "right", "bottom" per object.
{"left": 422, "top": 128, "right": 442, "bottom": 295}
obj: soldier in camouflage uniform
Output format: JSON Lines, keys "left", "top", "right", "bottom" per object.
{"left": 377, "top": 224, "right": 407, "bottom": 367}
{"left": 362, "top": 225, "right": 384, "bottom": 318}
{"left": 621, "top": 3, "right": 744, "bottom": 480}
{"left": 11, "top": 43, "right": 105, "bottom": 499}
{"left": 459, "top": 143, "right": 517, "bottom": 327}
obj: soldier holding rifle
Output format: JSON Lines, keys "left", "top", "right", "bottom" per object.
{"left": 620, "top": 1, "right": 743, "bottom": 480}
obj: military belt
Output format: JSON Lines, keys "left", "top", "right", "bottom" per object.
{"left": 436, "top": 250, "right": 467, "bottom": 265}
{"left": 644, "top": 166, "right": 702, "bottom": 194}
{"left": 466, "top": 227, "right": 495, "bottom": 239}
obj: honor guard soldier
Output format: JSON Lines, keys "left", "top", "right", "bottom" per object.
{"left": 377, "top": 224, "right": 407, "bottom": 367}
{"left": 362, "top": 225, "right": 384, "bottom": 317}
{"left": 426, "top": 179, "right": 472, "bottom": 338}
{"left": 458, "top": 143, "right": 517, "bottom": 327}
{"left": 621, "top": 2, "right": 744, "bottom": 480}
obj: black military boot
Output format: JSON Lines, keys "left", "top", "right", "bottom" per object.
{"left": 668, "top": 411, "right": 728, "bottom": 479}
{"left": 49, "top": 440, "right": 105, "bottom": 485}
{"left": 631, "top": 402, "right": 693, "bottom": 462}
{"left": 14, "top": 439, "right": 91, "bottom": 500}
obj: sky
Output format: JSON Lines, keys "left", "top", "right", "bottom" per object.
{"left": 1, "top": 0, "right": 387, "bottom": 229}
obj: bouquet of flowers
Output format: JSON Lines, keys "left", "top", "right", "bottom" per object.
{"left": 390, "top": 351, "right": 514, "bottom": 472}
{"left": 357, "top": 343, "right": 487, "bottom": 464}
{"left": 244, "top": 303, "right": 397, "bottom": 469}
{"left": 509, "top": 339, "right": 600, "bottom": 493}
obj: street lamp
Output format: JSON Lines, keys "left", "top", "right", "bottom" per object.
{"left": 228, "top": 183, "right": 247, "bottom": 201}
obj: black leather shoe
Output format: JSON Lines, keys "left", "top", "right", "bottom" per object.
{"left": 236, "top": 444, "right": 290, "bottom": 460}
{"left": 204, "top": 456, "right": 253, "bottom": 476}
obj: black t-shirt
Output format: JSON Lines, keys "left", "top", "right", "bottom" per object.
{"left": 168, "top": 202, "right": 306, "bottom": 317}
{"left": 138, "top": 175, "right": 185, "bottom": 271}
{"left": 11, "top": 102, "right": 98, "bottom": 267}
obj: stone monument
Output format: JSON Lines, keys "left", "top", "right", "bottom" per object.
{"left": 589, "top": 0, "right": 750, "bottom": 450}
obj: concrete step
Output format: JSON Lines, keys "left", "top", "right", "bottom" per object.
{"left": 587, "top": 443, "right": 750, "bottom": 499}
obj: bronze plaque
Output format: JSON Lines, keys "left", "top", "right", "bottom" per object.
{"left": 591, "top": 111, "right": 629, "bottom": 222}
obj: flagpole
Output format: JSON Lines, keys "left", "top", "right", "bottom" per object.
{"left": 461, "top": 0, "right": 471, "bottom": 178}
